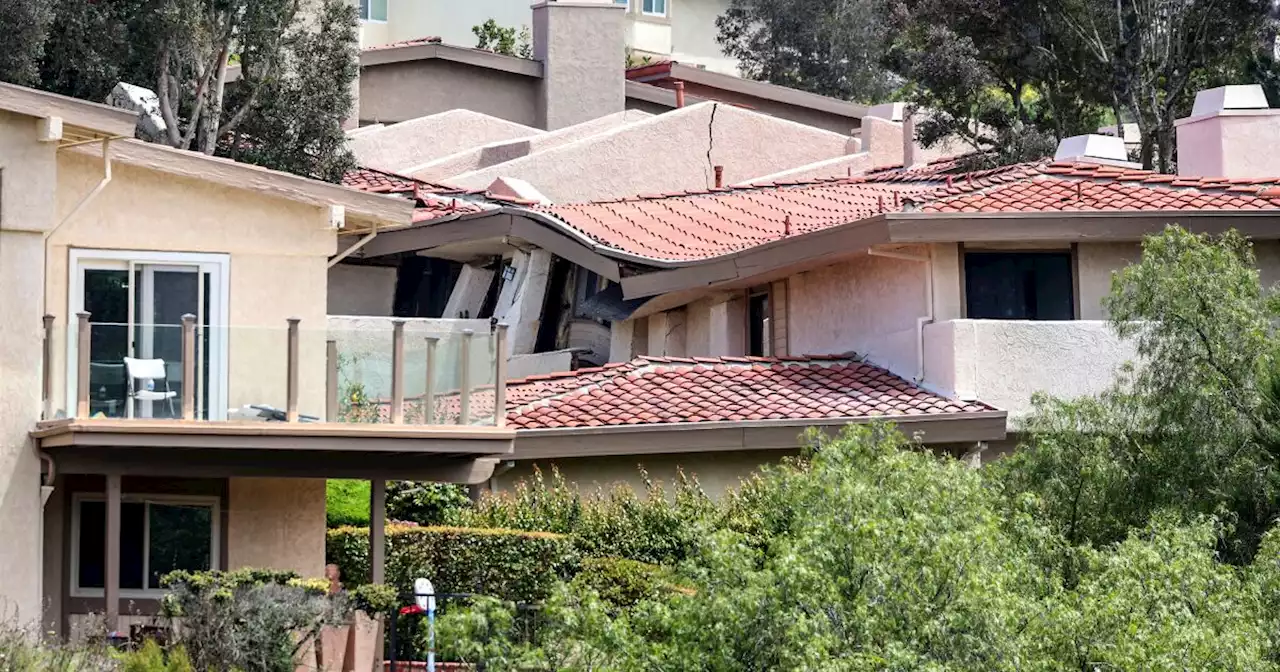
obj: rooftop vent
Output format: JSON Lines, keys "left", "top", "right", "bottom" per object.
{"left": 1190, "top": 84, "right": 1269, "bottom": 117}
{"left": 1053, "top": 134, "right": 1138, "bottom": 168}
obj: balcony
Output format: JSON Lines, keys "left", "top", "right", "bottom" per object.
{"left": 922, "top": 319, "right": 1138, "bottom": 420}
{"left": 33, "top": 314, "right": 514, "bottom": 480}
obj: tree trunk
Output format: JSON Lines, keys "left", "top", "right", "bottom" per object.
{"left": 200, "top": 42, "right": 231, "bottom": 155}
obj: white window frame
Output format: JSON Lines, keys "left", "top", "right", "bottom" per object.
{"left": 67, "top": 249, "right": 231, "bottom": 420}
{"left": 359, "top": 0, "right": 387, "bottom": 23}
{"left": 69, "top": 493, "right": 221, "bottom": 599}
{"left": 641, "top": 0, "right": 667, "bottom": 16}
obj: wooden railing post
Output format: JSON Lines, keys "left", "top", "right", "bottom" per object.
{"left": 423, "top": 337, "right": 438, "bottom": 424}
{"left": 76, "top": 312, "right": 90, "bottom": 419}
{"left": 42, "top": 315, "right": 54, "bottom": 420}
{"left": 458, "top": 329, "right": 473, "bottom": 425}
{"left": 286, "top": 318, "right": 300, "bottom": 423}
{"left": 326, "top": 340, "right": 338, "bottom": 422}
{"left": 390, "top": 320, "right": 405, "bottom": 424}
{"left": 494, "top": 324, "right": 509, "bottom": 428}
{"left": 181, "top": 314, "right": 196, "bottom": 420}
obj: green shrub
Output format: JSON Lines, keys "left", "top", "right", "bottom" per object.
{"left": 113, "top": 640, "right": 192, "bottom": 672}
{"left": 327, "top": 479, "right": 370, "bottom": 527}
{"left": 160, "top": 568, "right": 340, "bottom": 672}
{"left": 327, "top": 524, "right": 578, "bottom": 602}
{"left": 450, "top": 466, "right": 716, "bottom": 565}
{"left": 569, "top": 557, "right": 691, "bottom": 609}
{"left": 0, "top": 621, "right": 116, "bottom": 671}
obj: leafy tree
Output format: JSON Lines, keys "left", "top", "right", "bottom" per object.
{"left": 472, "top": 19, "right": 532, "bottom": 59}
{"left": 1000, "top": 226, "right": 1280, "bottom": 563}
{"left": 5, "top": 0, "right": 357, "bottom": 181}
{"left": 716, "top": 0, "right": 899, "bottom": 103}
{"left": 0, "top": 0, "right": 55, "bottom": 86}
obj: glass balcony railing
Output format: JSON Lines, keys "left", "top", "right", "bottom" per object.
{"left": 44, "top": 314, "right": 508, "bottom": 428}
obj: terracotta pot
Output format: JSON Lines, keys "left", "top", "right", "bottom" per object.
{"left": 344, "top": 611, "right": 382, "bottom": 672}
{"left": 318, "top": 623, "right": 352, "bottom": 672}
{"left": 293, "top": 630, "right": 319, "bottom": 672}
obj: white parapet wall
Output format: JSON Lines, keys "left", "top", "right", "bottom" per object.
{"left": 922, "top": 319, "right": 1138, "bottom": 421}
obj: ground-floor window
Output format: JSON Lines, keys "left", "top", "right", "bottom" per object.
{"left": 71, "top": 495, "right": 219, "bottom": 597}
{"left": 964, "top": 250, "right": 1075, "bottom": 320}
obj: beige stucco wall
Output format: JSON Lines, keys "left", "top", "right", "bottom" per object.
{"left": 359, "top": 60, "right": 541, "bottom": 127}
{"left": 351, "top": 108, "right": 540, "bottom": 173}
{"left": 535, "top": 2, "right": 627, "bottom": 130}
{"left": 787, "top": 250, "right": 932, "bottom": 378}
{"left": 47, "top": 151, "right": 335, "bottom": 417}
{"left": 494, "top": 449, "right": 798, "bottom": 499}
{"left": 668, "top": 0, "right": 737, "bottom": 74}
{"left": 226, "top": 478, "right": 327, "bottom": 577}
{"left": 328, "top": 263, "right": 397, "bottom": 316}
{"left": 1175, "top": 112, "right": 1280, "bottom": 179}
{"left": 410, "top": 110, "right": 649, "bottom": 182}
{"left": 674, "top": 81, "right": 860, "bottom": 136}
{"left": 0, "top": 110, "right": 58, "bottom": 625}
{"left": 922, "top": 319, "right": 1137, "bottom": 419}
{"left": 450, "top": 102, "right": 850, "bottom": 202}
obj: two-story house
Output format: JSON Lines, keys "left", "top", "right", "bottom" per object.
{"left": 342, "top": 84, "right": 1280, "bottom": 496}
{"left": 356, "top": 0, "right": 737, "bottom": 75}
{"left": 0, "top": 82, "right": 516, "bottom": 639}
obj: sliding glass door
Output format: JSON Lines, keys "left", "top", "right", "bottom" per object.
{"left": 69, "top": 250, "right": 229, "bottom": 420}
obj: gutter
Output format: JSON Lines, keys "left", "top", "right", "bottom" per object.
{"left": 512, "top": 410, "right": 1005, "bottom": 437}
{"left": 43, "top": 137, "right": 115, "bottom": 314}
{"left": 867, "top": 246, "right": 933, "bottom": 382}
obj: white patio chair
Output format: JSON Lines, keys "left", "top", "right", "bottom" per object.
{"left": 123, "top": 357, "right": 178, "bottom": 418}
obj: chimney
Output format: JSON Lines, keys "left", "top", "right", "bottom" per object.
{"left": 1053, "top": 134, "right": 1140, "bottom": 169}
{"left": 1175, "top": 84, "right": 1280, "bottom": 177}
{"left": 532, "top": 0, "right": 626, "bottom": 130}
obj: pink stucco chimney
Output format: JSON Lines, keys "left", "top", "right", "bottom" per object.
{"left": 1175, "top": 84, "right": 1280, "bottom": 178}
{"left": 532, "top": 0, "right": 626, "bottom": 130}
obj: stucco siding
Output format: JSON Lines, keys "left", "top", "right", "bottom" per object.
{"left": 226, "top": 478, "right": 327, "bottom": 577}
{"left": 668, "top": 0, "right": 736, "bottom": 74}
{"left": 47, "top": 152, "right": 334, "bottom": 417}
{"left": 328, "top": 264, "right": 397, "bottom": 316}
{"left": 0, "top": 110, "right": 57, "bottom": 625}
{"left": 494, "top": 449, "right": 799, "bottom": 499}
{"left": 787, "top": 252, "right": 928, "bottom": 379}
{"left": 674, "top": 81, "right": 859, "bottom": 136}
{"left": 1076, "top": 242, "right": 1140, "bottom": 320}
{"left": 351, "top": 108, "right": 541, "bottom": 172}
{"left": 923, "top": 319, "right": 1137, "bottom": 419}
{"left": 449, "top": 102, "right": 850, "bottom": 202}
{"left": 359, "top": 60, "right": 540, "bottom": 127}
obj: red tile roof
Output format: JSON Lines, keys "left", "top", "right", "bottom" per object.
{"left": 534, "top": 161, "right": 1280, "bottom": 263}
{"left": 393, "top": 355, "right": 996, "bottom": 429}
{"left": 342, "top": 167, "right": 494, "bottom": 223}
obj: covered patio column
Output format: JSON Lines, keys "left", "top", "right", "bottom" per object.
{"left": 370, "top": 479, "right": 385, "bottom": 584}
{"left": 104, "top": 473, "right": 121, "bottom": 633}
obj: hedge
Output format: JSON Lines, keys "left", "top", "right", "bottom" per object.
{"left": 326, "top": 524, "right": 578, "bottom": 603}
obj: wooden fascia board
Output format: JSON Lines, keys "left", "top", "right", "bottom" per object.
{"left": 0, "top": 82, "right": 136, "bottom": 137}
{"left": 360, "top": 212, "right": 516, "bottom": 257}
{"left": 77, "top": 140, "right": 414, "bottom": 225}
{"left": 511, "top": 215, "right": 622, "bottom": 281}
{"left": 51, "top": 447, "right": 500, "bottom": 482}
{"left": 511, "top": 412, "right": 1007, "bottom": 459}
{"left": 886, "top": 210, "right": 1280, "bottom": 243}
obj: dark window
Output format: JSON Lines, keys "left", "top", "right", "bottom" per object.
{"left": 748, "top": 290, "right": 770, "bottom": 356}
{"left": 76, "top": 499, "right": 214, "bottom": 592}
{"left": 964, "top": 251, "right": 1074, "bottom": 320}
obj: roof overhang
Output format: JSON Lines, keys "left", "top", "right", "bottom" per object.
{"left": 33, "top": 419, "right": 513, "bottom": 482}
{"left": 511, "top": 411, "right": 1007, "bottom": 460}
{"left": 0, "top": 81, "right": 136, "bottom": 138}
{"left": 626, "top": 62, "right": 867, "bottom": 119}
{"left": 617, "top": 208, "right": 1280, "bottom": 304}
{"left": 70, "top": 139, "right": 415, "bottom": 229}
{"left": 361, "top": 42, "right": 544, "bottom": 78}
{"left": 357, "top": 210, "right": 625, "bottom": 280}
